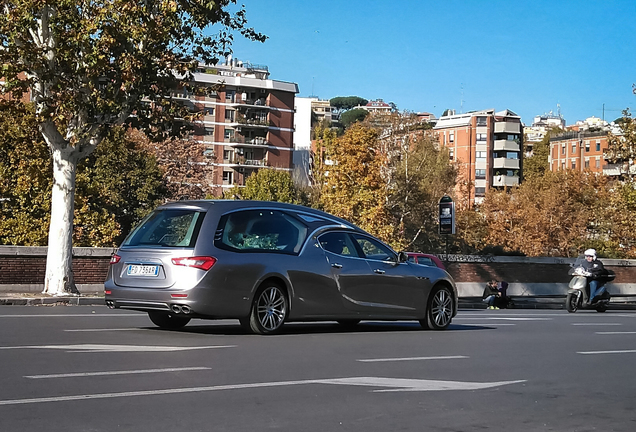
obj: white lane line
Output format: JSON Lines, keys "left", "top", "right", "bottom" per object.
{"left": 0, "top": 344, "right": 235, "bottom": 353}
{"left": 65, "top": 328, "right": 144, "bottom": 332}
{"left": 0, "top": 314, "right": 143, "bottom": 318}
{"left": 0, "top": 376, "right": 527, "bottom": 406}
{"left": 24, "top": 367, "right": 211, "bottom": 379}
{"left": 358, "top": 356, "right": 468, "bottom": 363}
{"left": 572, "top": 323, "right": 621, "bottom": 326}
{"left": 460, "top": 323, "right": 516, "bottom": 326}
{"left": 578, "top": 350, "right": 636, "bottom": 355}
{"left": 455, "top": 317, "right": 551, "bottom": 321}
{"left": 596, "top": 331, "right": 636, "bottom": 335}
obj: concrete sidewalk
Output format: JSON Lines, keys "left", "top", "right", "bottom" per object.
{"left": 0, "top": 292, "right": 105, "bottom": 306}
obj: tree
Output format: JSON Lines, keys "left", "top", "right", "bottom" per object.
{"left": 339, "top": 108, "right": 369, "bottom": 129}
{"left": 329, "top": 96, "right": 368, "bottom": 113}
{"left": 317, "top": 124, "right": 392, "bottom": 241}
{"left": 231, "top": 169, "right": 297, "bottom": 203}
{"left": 0, "top": 1, "right": 264, "bottom": 294}
{"left": 605, "top": 110, "right": 636, "bottom": 180}
{"left": 523, "top": 127, "right": 562, "bottom": 180}
{"left": 0, "top": 101, "right": 166, "bottom": 247}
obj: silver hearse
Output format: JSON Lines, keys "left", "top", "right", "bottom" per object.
{"left": 104, "top": 200, "right": 458, "bottom": 334}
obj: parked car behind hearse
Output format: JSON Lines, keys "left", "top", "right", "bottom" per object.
{"left": 104, "top": 200, "right": 458, "bottom": 334}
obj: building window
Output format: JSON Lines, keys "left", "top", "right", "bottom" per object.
{"left": 506, "top": 152, "right": 518, "bottom": 159}
{"left": 475, "top": 187, "right": 486, "bottom": 197}
{"left": 204, "top": 126, "right": 214, "bottom": 136}
{"left": 222, "top": 171, "right": 233, "bottom": 184}
{"left": 225, "top": 90, "right": 235, "bottom": 102}
{"left": 225, "top": 109, "right": 235, "bottom": 122}
{"left": 596, "top": 158, "right": 600, "bottom": 168}
{"left": 476, "top": 116, "right": 487, "bottom": 126}
{"left": 475, "top": 169, "right": 486, "bottom": 179}
{"left": 585, "top": 142, "right": 590, "bottom": 152}
{"left": 223, "top": 150, "right": 232, "bottom": 160}
{"left": 561, "top": 144, "right": 566, "bottom": 155}
{"left": 476, "top": 151, "right": 487, "bottom": 161}
{"left": 561, "top": 161, "right": 565, "bottom": 170}
{"left": 571, "top": 143, "right": 576, "bottom": 154}
{"left": 596, "top": 141, "right": 601, "bottom": 151}
{"left": 449, "top": 132, "right": 454, "bottom": 143}
{"left": 571, "top": 160, "right": 576, "bottom": 169}
{"left": 204, "top": 107, "right": 215, "bottom": 116}
{"left": 476, "top": 133, "right": 487, "bottom": 141}
{"left": 449, "top": 148, "right": 454, "bottom": 160}
{"left": 585, "top": 159, "right": 590, "bottom": 168}
{"left": 224, "top": 128, "right": 234, "bottom": 140}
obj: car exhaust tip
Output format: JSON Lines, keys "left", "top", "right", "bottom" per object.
{"left": 105, "top": 300, "right": 116, "bottom": 309}
{"left": 171, "top": 304, "right": 182, "bottom": 314}
{"left": 181, "top": 305, "right": 191, "bottom": 314}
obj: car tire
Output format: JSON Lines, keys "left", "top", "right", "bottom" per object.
{"left": 419, "top": 285, "right": 453, "bottom": 330}
{"left": 148, "top": 311, "right": 191, "bottom": 329}
{"left": 249, "top": 283, "right": 288, "bottom": 335}
{"left": 337, "top": 319, "right": 360, "bottom": 328}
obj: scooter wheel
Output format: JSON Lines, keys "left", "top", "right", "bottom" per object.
{"left": 596, "top": 304, "right": 607, "bottom": 313}
{"left": 566, "top": 293, "right": 579, "bottom": 313}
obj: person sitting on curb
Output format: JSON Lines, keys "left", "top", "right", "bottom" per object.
{"left": 482, "top": 280, "right": 500, "bottom": 309}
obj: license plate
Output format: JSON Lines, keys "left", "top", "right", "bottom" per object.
{"left": 126, "top": 264, "right": 159, "bottom": 277}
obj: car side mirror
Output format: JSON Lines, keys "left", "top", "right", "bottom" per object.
{"left": 397, "top": 251, "right": 409, "bottom": 263}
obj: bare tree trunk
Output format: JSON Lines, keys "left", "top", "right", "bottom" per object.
{"left": 42, "top": 143, "right": 80, "bottom": 295}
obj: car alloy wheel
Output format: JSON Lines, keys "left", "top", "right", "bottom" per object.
{"left": 420, "top": 285, "right": 453, "bottom": 330}
{"left": 249, "top": 284, "right": 288, "bottom": 335}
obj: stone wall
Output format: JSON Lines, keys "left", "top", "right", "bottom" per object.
{"left": 1, "top": 247, "right": 635, "bottom": 297}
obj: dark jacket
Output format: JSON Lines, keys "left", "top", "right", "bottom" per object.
{"left": 581, "top": 258, "right": 606, "bottom": 279}
{"left": 482, "top": 283, "right": 499, "bottom": 299}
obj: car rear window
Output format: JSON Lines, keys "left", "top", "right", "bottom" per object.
{"left": 122, "top": 209, "right": 205, "bottom": 248}
{"left": 216, "top": 209, "right": 307, "bottom": 253}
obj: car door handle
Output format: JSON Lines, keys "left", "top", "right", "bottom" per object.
{"left": 331, "top": 263, "right": 343, "bottom": 269}
{"left": 374, "top": 269, "right": 385, "bottom": 274}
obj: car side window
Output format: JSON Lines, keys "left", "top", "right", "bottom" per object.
{"left": 407, "top": 256, "right": 417, "bottom": 263}
{"left": 352, "top": 234, "right": 396, "bottom": 262}
{"left": 318, "top": 232, "right": 360, "bottom": 257}
{"left": 418, "top": 257, "right": 434, "bottom": 266}
{"left": 216, "top": 210, "right": 308, "bottom": 253}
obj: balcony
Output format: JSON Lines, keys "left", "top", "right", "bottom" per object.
{"left": 492, "top": 175, "right": 520, "bottom": 187}
{"left": 232, "top": 98, "right": 269, "bottom": 109}
{"left": 227, "top": 136, "right": 270, "bottom": 148}
{"left": 224, "top": 156, "right": 268, "bottom": 169}
{"left": 492, "top": 157, "right": 520, "bottom": 170}
{"left": 494, "top": 122, "right": 521, "bottom": 134}
{"left": 235, "top": 113, "right": 269, "bottom": 129}
{"left": 493, "top": 139, "right": 520, "bottom": 152}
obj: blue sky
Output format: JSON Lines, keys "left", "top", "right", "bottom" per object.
{"left": 227, "top": 0, "right": 635, "bottom": 125}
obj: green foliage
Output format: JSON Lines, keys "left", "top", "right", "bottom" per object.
{"left": 339, "top": 108, "right": 369, "bottom": 129}
{"left": 232, "top": 169, "right": 297, "bottom": 203}
{"left": 329, "top": 96, "right": 368, "bottom": 112}
{"left": 0, "top": 102, "right": 166, "bottom": 246}
{"left": 523, "top": 128, "right": 562, "bottom": 180}
{"left": 606, "top": 110, "right": 636, "bottom": 180}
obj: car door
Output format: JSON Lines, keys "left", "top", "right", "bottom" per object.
{"left": 351, "top": 234, "right": 428, "bottom": 316}
{"left": 317, "top": 231, "right": 377, "bottom": 314}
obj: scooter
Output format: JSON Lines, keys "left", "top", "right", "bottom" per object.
{"left": 565, "top": 255, "right": 615, "bottom": 313}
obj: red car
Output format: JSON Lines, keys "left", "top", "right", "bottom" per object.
{"left": 406, "top": 252, "right": 446, "bottom": 271}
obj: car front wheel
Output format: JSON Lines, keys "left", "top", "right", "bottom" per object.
{"left": 420, "top": 285, "right": 453, "bottom": 330}
{"left": 249, "top": 284, "right": 288, "bottom": 335}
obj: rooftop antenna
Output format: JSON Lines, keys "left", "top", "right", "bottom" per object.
{"left": 460, "top": 83, "right": 464, "bottom": 113}
{"left": 557, "top": 103, "right": 561, "bottom": 118}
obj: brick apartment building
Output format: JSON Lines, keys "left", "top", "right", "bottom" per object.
{"left": 180, "top": 58, "right": 298, "bottom": 196}
{"left": 548, "top": 131, "right": 610, "bottom": 173}
{"left": 434, "top": 109, "right": 523, "bottom": 207}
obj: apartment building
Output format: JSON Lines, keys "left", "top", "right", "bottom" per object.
{"left": 523, "top": 111, "right": 566, "bottom": 157}
{"left": 357, "top": 99, "right": 392, "bottom": 114}
{"left": 434, "top": 109, "right": 523, "bottom": 207}
{"left": 184, "top": 58, "right": 298, "bottom": 196}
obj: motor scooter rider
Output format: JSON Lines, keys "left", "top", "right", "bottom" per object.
{"left": 580, "top": 249, "right": 606, "bottom": 304}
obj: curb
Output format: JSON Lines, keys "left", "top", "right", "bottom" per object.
{"left": 0, "top": 296, "right": 104, "bottom": 306}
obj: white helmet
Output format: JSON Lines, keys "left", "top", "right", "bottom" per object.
{"left": 584, "top": 248, "right": 596, "bottom": 258}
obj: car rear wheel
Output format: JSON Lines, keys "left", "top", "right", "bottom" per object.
{"left": 419, "top": 285, "right": 453, "bottom": 330}
{"left": 148, "top": 311, "right": 191, "bottom": 329}
{"left": 249, "top": 283, "right": 288, "bottom": 335}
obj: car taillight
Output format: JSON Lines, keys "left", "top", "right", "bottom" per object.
{"left": 171, "top": 256, "right": 217, "bottom": 271}
{"left": 110, "top": 254, "right": 121, "bottom": 264}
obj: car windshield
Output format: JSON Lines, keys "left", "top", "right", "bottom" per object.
{"left": 122, "top": 209, "right": 205, "bottom": 247}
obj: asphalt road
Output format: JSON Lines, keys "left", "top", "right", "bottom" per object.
{"left": 0, "top": 306, "right": 635, "bottom": 432}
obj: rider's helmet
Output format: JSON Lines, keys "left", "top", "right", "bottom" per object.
{"left": 584, "top": 248, "right": 596, "bottom": 259}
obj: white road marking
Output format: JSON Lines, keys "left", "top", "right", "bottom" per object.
{"left": 358, "top": 356, "right": 468, "bottom": 363}
{"left": 596, "top": 331, "right": 636, "bottom": 335}
{"left": 0, "top": 376, "right": 527, "bottom": 406}
{"left": 0, "top": 314, "right": 143, "bottom": 318}
{"left": 0, "top": 344, "right": 235, "bottom": 353}
{"left": 455, "top": 317, "right": 551, "bottom": 321}
{"left": 572, "top": 323, "right": 621, "bottom": 326}
{"left": 460, "top": 323, "right": 516, "bottom": 326}
{"left": 64, "top": 328, "right": 144, "bottom": 332}
{"left": 578, "top": 350, "right": 636, "bottom": 355}
{"left": 24, "top": 367, "right": 211, "bottom": 379}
